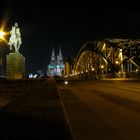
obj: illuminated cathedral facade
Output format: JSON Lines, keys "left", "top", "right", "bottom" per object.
{"left": 47, "top": 48, "right": 64, "bottom": 77}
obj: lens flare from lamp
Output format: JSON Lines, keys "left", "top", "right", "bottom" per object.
{"left": 0, "top": 31, "right": 6, "bottom": 40}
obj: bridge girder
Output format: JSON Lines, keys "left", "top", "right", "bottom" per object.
{"left": 70, "top": 39, "right": 140, "bottom": 79}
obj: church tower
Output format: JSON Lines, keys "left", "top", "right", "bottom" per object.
{"left": 57, "top": 47, "right": 63, "bottom": 65}
{"left": 56, "top": 47, "right": 64, "bottom": 76}
{"left": 47, "top": 47, "right": 64, "bottom": 77}
{"left": 50, "top": 48, "right": 56, "bottom": 65}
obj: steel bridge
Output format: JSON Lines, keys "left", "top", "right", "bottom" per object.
{"left": 64, "top": 38, "right": 140, "bottom": 79}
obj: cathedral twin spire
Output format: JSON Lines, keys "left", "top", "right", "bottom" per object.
{"left": 48, "top": 47, "right": 64, "bottom": 76}
{"left": 50, "top": 47, "right": 63, "bottom": 65}
{"left": 50, "top": 48, "right": 55, "bottom": 65}
{"left": 47, "top": 48, "right": 64, "bottom": 76}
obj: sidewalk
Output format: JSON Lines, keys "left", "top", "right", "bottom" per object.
{"left": 0, "top": 79, "right": 73, "bottom": 140}
{"left": 100, "top": 78, "right": 140, "bottom": 81}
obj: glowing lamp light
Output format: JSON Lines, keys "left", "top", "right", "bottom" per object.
{"left": 0, "top": 31, "right": 6, "bottom": 40}
{"left": 29, "top": 74, "right": 33, "bottom": 78}
{"left": 34, "top": 74, "right": 38, "bottom": 78}
{"left": 115, "top": 60, "right": 119, "bottom": 64}
{"left": 101, "top": 65, "right": 104, "bottom": 69}
{"left": 64, "top": 81, "right": 68, "bottom": 85}
{"left": 29, "top": 74, "right": 38, "bottom": 78}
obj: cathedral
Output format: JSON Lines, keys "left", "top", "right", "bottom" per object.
{"left": 47, "top": 48, "right": 64, "bottom": 77}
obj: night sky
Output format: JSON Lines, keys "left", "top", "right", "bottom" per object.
{"left": 0, "top": 1, "right": 140, "bottom": 74}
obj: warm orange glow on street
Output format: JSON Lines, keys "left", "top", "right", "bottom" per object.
{"left": 58, "top": 79, "right": 140, "bottom": 140}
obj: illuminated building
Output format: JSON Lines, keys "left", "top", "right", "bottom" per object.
{"left": 47, "top": 47, "right": 64, "bottom": 76}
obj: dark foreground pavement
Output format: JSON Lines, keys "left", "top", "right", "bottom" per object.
{"left": 57, "top": 79, "right": 140, "bottom": 140}
{"left": 0, "top": 78, "right": 73, "bottom": 140}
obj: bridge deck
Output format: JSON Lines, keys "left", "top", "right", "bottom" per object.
{"left": 57, "top": 79, "right": 140, "bottom": 140}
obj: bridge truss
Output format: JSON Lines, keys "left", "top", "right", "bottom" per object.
{"left": 64, "top": 39, "right": 140, "bottom": 79}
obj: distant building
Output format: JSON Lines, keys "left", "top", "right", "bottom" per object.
{"left": 47, "top": 47, "right": 64, "bottom": 76}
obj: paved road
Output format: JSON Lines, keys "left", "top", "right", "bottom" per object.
{"left": 57, "top": 79, "right": 140, "bottom": 140}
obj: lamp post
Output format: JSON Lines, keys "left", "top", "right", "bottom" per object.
{"left": 0, "top": 30, "right": 6, "bottom": 77}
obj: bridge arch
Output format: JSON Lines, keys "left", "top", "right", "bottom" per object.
{"left": 71, "top": 39, "right": 140, "bottom": 79}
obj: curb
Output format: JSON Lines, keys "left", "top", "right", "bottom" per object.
{"left": 57, "top": 89, "right": 76, "bottom": 140}
{"left": 53, "top": 78, "right": 76, "bottom": 140}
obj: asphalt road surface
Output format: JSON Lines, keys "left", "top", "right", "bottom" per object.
{"left": 57, "top": 79, "right": 140, "bottom": 140}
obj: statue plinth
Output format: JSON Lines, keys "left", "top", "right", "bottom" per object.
{"left": 6, "top": 53, "right": 25, "bottom": 79}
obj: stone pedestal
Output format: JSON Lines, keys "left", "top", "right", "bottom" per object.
{"left": 6, "top": 53, "right": 25, "bottom": 79}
